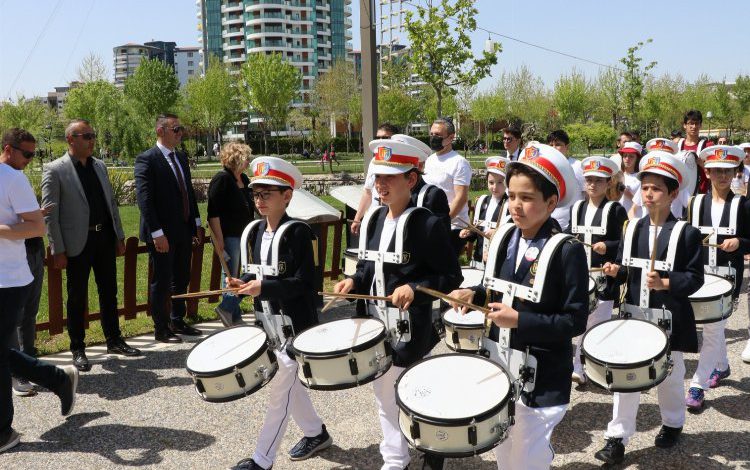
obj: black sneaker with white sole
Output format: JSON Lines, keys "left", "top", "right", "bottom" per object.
{"left": 0, "top": 428, "right": 20, "bottom": 454}
{"left": 288, "top": 424, "right": 332, "bottom": 461}
{"left": 56, "top": 365, "right": 79, "bottom": 416}
{"left": 232, "top": 458, "right": 270, "bottom": 470}
{"left": 594, "top": 437, "right": 625, "bottom": 465}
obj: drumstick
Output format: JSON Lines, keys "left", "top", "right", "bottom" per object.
{"left": 172, "top": 287, "right": 241, "bottom": 299}
{"left": 456, "top": 217, "right": 491, "bottom": 240}
{"left": 207, "top": 226, "right": 233, "bottom": 277}
{"left": 573, "top": 238, "right": 594, "bottom": 248}
{"left": 703, "top": 242, "right": 722, "bottom": 249}
{"left": 319, "top": 291, "right": 393, "bottom": 303}
{"left": 589, "top": 267, "right": 606, "bottom": 273}
{"left": 415, "top": 286, "right": 491, "bottom": 315}
{"left": 701, "top": 230, "right": 715, "bottom": 243}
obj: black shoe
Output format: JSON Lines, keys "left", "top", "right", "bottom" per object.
{"left": 170, "top": 320, "right": 202, "bottom": 336}
{"left": 421, "top": 453, "right": 445, "bottom": 470}
{"left": 56, "top": 365, "right": 78, "bottom": 416}
{"left": 232, "top": 458, "right": 270, "bottom": 470}
{"left": 71, "top": 350, "right": 91, "bottom": 372}
{"left": 288, "top": 424, "right": 332, "bottom": 460}
{"left": 654, "top": 425, "right": 682, "bottom": 448}
{"left": 0, "top": 428, "right": 20, "bottom": 454}
{"left": 107, "top": 338, "right": 141, "bottom": 357}
{"left": 594, "top": 437, "right": 625, "bottom": 465}
{"left": 155, "top": 330, "right": 182, "bottom": 343}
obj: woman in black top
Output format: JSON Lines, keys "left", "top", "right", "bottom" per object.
{"left": 207, "top": 142, "right": 255, "bottom": 326}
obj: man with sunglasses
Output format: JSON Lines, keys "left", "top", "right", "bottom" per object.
{"left": 135, "top": 113, "right": 203, "bottom": 343}
{"left": 502, "top": 125, "right": 523, "bottom": 161}
{"left": 42, "top": 120, "right": 139, "bottom": 371}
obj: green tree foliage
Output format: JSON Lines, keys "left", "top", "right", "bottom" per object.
{"left": 553, "top": 69, "right": 595, "bottom": 124}
{"left": 313, "top": 60, "right": 359, "bottom": 152}
{"left": 620, "top": 39, "right": 657, "bottom": 130}
{"left": 404, "top": 0, "right": 499, "bottom": 116}
{"left": 566, "top": 122, "right": 617, "bottom": 156}
{"left": 182, "top": 59, "right": 237, "bottom": 151}
{"left": 123, "top": 58, "right": 180, "bottom": 119}
{"left": 239, "top": 52, "right": 301, "bottom": 154}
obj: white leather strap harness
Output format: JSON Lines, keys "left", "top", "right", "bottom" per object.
{"left": 689, "top": 194, "right": 740, "bottom": 276}
{"left": 570, "top": 200, "right": 615, "bottom": 267}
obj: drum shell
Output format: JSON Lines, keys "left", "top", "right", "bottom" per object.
{"left": 186, "top": 326, "right": 278, "bottom": 403}
{"left": 343, "top": 248, "right": 358, "bottom": 277}
{"left": 441, "top": 313, "right": 485, "bottom": 353}
{"left": 588, "top": 277, "right": 597, "bottom": 312}
{"left": 690, "top": 282, "right": 733, "bottom": 324}
{"left": 289, "top": 319, "right": 392, "bottom": 390}
{"left": 581, "top": 319, "right": 670, "bottom": 393}
{"left": 395, "top": 354, "right": 513, "bottom": 457}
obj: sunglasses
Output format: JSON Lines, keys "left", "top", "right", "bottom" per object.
{"left": 10, "top": 145, "right": 34, "bottom": 159}
{"left": 162, "top": 126, "right": 185, "bottom": 133}
{"left": 502, "top": 137, "right": 515, "bottom": 142}
{"left": 72, "top": 132, "right": 97, "bottom": 140}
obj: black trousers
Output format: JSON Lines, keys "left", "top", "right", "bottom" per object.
{"left": 147, "top": 228, "right": 193, "bottom": 333}
{"left": 450, "top": 228, "right": 468, "bottom": 257}
{"left": 66, "top": 229, "right": 121, "bottom": 351}
{"left": 1, "top": 285, "right": 66, "bottom": 435}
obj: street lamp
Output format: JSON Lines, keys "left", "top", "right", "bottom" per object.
{"left": 706, "top": 111, "right": 713, "bottom": 141}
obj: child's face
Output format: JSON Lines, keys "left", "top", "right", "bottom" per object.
{"left": 621, "top": 152, "right": 638, "bottom": 172}
{"left": 706, "top": 167, "right": 735, "bottom": 191}
{"left": 252, "top": 184, "right": 291, "bottom": 216}
{"left": 549, "top": 139, "right": 569, "bottom": 156}
{"left": 487, "top": 172, "right": 505, "bottom": 198}
{"left": 640, "top": 174, "right": 676, "bottom": 213}
{"left": 507, "top": 174, "right": 557, "bottom": 231}
{"left": 584, "top": 175, "right": 608, "bottom": 199}
{"left": 375, "top": 172, "right": 416, "bottom": 206}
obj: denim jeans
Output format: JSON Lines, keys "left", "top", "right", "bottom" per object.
{"left": 218, "top": 236, "right": 243, "bottom": 322}
{"left": 8, "top": 241, "right": 44, "bottom": 357}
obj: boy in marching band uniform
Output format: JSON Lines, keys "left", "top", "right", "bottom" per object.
{"left": 226, "top": 157, "right": 332, "bottom": 470}
{"left": 596, "top": 151, "right": 703, "bottom": 465}
{"left": 451, "top": 143, "right": 589, "bottom": 470}
{"left": 460, "top": 156, "right": 510, "bottom": 269}
{"left": 685, "top": 145, "right": 750, "bottom": 410}
{"left": 567, "top": 156, "right": 628, "bottom": 385}
{"left": 334, "top": 138, "right": 461, "bottom": 470}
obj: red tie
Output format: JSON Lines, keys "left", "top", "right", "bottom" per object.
{"left": 169, "top": 152, "right": 190, "bottom": 222}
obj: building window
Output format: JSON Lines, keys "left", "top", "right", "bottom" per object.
{"left": 188, "top": 61, "right": 194, "bottom": 66}
{"left": 188, "top": 52, "right": 194, "bottom": 57}
{"left": 188, "top": 70, "right": 194, "bottom": 75}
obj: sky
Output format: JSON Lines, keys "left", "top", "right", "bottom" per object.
{"left": 1, "top": 0, "right": 749, "bottom": 100}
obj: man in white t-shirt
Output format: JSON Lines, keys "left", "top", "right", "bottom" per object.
{"left": 423, "top": 118, "right": 473, "bottom": 255}
{"left": 547, "top": 130, "right": 584, "bottom": 231}
{"left": 0, "top": 128, "right": 78, "bottom": 454}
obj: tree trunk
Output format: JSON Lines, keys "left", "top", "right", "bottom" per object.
{"left": 346, "top": 120, "right": 351, "bottom": 153}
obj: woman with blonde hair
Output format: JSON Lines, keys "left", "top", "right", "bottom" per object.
{"left": 207, "top": 142, "right": 255, "bottom": 326}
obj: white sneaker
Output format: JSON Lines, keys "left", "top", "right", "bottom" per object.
{"left": 572, "top": 371, "right": 587, "bottom": 385}
{"left": 742, "top": 340, "right": 750, "bottom": 364}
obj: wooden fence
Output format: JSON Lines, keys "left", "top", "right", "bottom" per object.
{"left": 37, "top": 219, "right": 344, "bottom": 335}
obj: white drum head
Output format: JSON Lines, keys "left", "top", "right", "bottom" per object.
{"left": 689, "top": 274, "right": 733, "bottom": 299}
{"left": 293, "top": 318, "right": 384, "bottom": 354}
{"left": 442, "top": 309, "right": 486, "bottom": 326}
{"left": 583, "top": 319, "right": 666, "bottom": 365}
{"left": 460, "top": 267, "right": 485, "bottom": 288}
{"left": 187, "top": 326, "right": 267, "bottom": 373}
{"left": 398, "top": 355, "right": 510, "bottom": 420}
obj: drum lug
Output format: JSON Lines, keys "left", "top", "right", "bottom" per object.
{"left": 605, "top": 367, "right": 613, "bottom": 389}
{"left": 348, "top": 356, "right": 359, "bottom": 377}
{"left": 234, "top": 367, "right": 246, "bottom": 389}
{"left": 648, "top": 359, "right": 656, "bottom": 381}
{"left": 409, "top": 417, "right": 420, "bottom": 440}
{"left": 451, "top": 330, "right": 459, "bottom": 347}
{"left": 508, "top": 396, "right": 515, "bottom": 426}
{"left": 302, "top": 361, "right": 313, "bottom": 379}
{"left": 467, "top": 420, "right": 478, "bottom": 447}
{"left": 194, "top": 378, "right": 206, "bottom": 395}
{"left": 580, "top": 354, "right": 586, "bottom": 365}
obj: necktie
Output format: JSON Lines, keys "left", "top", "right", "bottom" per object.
{"left": 168, "top": 152, "right": 190, "bottom": 222}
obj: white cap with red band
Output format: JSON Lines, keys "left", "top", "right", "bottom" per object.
{"left": 637, "top": 150, "right": 688, "bottom": 191}
{"left": 698, "top": 145, "right": 744, "bottom": 169}
{"left": 618, "top": 141, "right": 643, "bottom": 155}
{"left": 249, "top": 156, "right": 303, "bottom": 189}
{"left": 737, "top": 142, "right": 750, "bottom": 151}
{"left": 645, "top": 138, "right": 678, "bottom": 154}
{"left": 390, "top": 134, "right": 432, "bottom": 160}
{"left": 507, "top": 142, "right": 578, "bottom": 207}
{"left": 485, "top": 156, "right": 510, "bottom": 176}
{"left": 581, "top": 156, "right": 620, "bottom": 178}
{"left": 367, "top": 138, "right": 427, "bottom": 175}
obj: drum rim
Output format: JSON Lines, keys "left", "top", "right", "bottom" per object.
{"left": 586, "top": 365, "right": 670, "bottom": 393}
{"left": 194, "top": 350, "right": 279, "bottom": 403}
{"left": 288, "top": 317, "right": 388, "bottom": 358}
{"left": 441, "top": 311, "right": 486, "bottom": 329}
{"left": 694, "top": 309, "right": 733, "bottom": 324}
{"left": 186, "top": 325, "right": 270, "bottom": 377}
{"left": 296, "top": 360, "right": 393, "bottom": 391}
{"left": 395, "top": 353, "right": 512, "bottom": 426}
{"left": 688, "top": 274, "right": 733, "bottom": 302}
{"left": 580, "top": 318, "right": 670, "bottom": 369}
{"left": 401, "top": 423, "right": 505, "bottom": 458}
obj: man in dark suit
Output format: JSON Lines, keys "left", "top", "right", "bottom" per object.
{"left": 134, "top": 114, "right": 203, "bottom": 343}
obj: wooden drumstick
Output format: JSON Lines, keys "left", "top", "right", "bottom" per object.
{"left": 207, "top": 226, "right": 232, "bottom": 277}
{"left": 701, "top": 230, "right": 715, "bottom": 243}
{"left": 415, "top": 286, "right": 491, "bottom": 315}
{"left": 456, "top": 217, "right": 491, "bottom": 240}
{"left": 589, "top": 267, "right": 606, "bottom": 273}
{"left": 172, "top": 287, "right": 241, "bottom": 299}
{"left": 703, "top": 242, "right": 722, "bottom": 248}
{"left": 319, "top": 291, "right": 392, "bottom": 307}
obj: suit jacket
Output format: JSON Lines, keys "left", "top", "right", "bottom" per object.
{"left": 134, "top": 146, "right": 200, "bottom": 243}
{"left": 688, "top": 192, "right": 750, "bottom": 297}
{"left": 611, "top": 214, "right": 703, "bottom": 352}
{"left": 240, "top": 214, "right": 320, "bottom": 333}
{"left": 472, "top": 217, "right": 589, "bottom": 408}
{"left": 350, "top": 205, "right": 462, "bottom": 367}
{"left": 42, "top": 153, "right": 125, "bottom": 257}
{"left": 411, "top": 178, "right": 451, "bottom": 230}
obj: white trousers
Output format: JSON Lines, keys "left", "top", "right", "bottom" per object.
{"left": 573, "top": 299, "right": 613, "bottom": 375}
{"left": 252, "top": 349, "right": 324, "bottom": 469}
{"left": 372, "top": 364, "right": 409, "bottom": 470}
{"left": 605, "top": 351, "right": 685, "bottom": 445}
{"left": 494, "top": 400, "right": 567, "bottom": 470}
{"left": 691, "top": 319, "right": 728, "bottom": 390}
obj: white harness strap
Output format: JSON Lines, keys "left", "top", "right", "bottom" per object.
{"left": 472, "top": 195, "right": 489, "bottom": 225}
{"left": 571, "top": 200, "right": 614, "bottom": 267}
{"left": 689, "top": 194, "right": 740, "bottom": 269}
{"left": 416, "top": 183, "right": 434, "bottom": 208}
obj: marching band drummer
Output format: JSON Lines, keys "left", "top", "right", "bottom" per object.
{"left": 595, "top": 151, "right": 703, "bottom": 465}
{"left": 333, "top": 138, "right": 462, "bottom": 470}
{"left": 685, "top": 145, "right": 750, "bottom": 411}
{"left": 225, "top": 157, "right": 333, "bottom": 470}
{"left": 567, "top": 156, "right": 628, "bottom": 385}
{"left": 449, "top": 143, "right": 589, "bottom": 470}
{"left": 459, "top": 156, "right": 510, "bottom": 268}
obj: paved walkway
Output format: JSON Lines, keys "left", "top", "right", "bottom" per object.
{"left": 5, "top": 292, "right": 750, "bottom": 469}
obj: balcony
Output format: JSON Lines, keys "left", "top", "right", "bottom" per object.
{"left": 221, "top": 2, "right": 243, "bottom": 13}
{"left": 344, "top": 4, "right": 352, "bottom": 15}
{"left": 224, "top": 53, "right": 246, "bottom": 62}
{"left": 222, "top": 29, "right": 244, "bottom": 38}
{"left": 224, "top": 41, "right": 245, "bottom": 50}
{"left": 224, "top": 15, "right": 244, "bottom": 25}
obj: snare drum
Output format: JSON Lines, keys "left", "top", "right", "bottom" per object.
{"left": 461, "top": 267, "right": 485, "bottom": 288}
{"left": 689, "top": 274, "right": 733, "bottom": 324}
{"left": 396, "top": 354, "right": 513, "bottom": 457}
{"left": 588, "top": 276, "right": 597, "bottom": 311}
{"left": 185, "top": 325, "right": 278, "bottom": 402}
{"left": 288, "top": 318, "right": 392, "bottom": 390}
{"left": 441, "top": 309, "right": 487, "bottom": 352}
{"left": 581, "top": 318, "right": 670, "bottom": 392}
{"left": 343, "top": 248, "right": 358, "bottom": 276}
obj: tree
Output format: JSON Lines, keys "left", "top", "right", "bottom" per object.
{"left": 553, "top": 69, "right": 594, "bottom": 124}
{"left": 620, "top": 39, "right": 657, "bottom": 131}
{"left": 566, "top": 122, "right": 617, "bottom": 156}
{"left": 495, "top": 66, "right": 553, "bottom": 137}
{"left": 0, "top": 97, "right": 50, "bottom": 137}
{"left": 313, "top": 60, "right": 359, "bottom": 152}
{"left": 641, "top": 74, "right": 685, "bottom": 138}
{"left": 182, "top": 59, "right": 237, "bottom": 154}
{"left": 714, "top": 80, "right": 738, "bottom": 141}
{"left": 76, "top": 52, "right": 108, "bottom": 83}
{"left": 404, "top": 0, "right": 499, "bottom": 116}
{"left": 378, "top": 88, "right": 421, "bottom": 133}
{"left": 594, "top": 68, "right": 624, "bottom": 129}
{"left": 470, "top": 89, "right": 505, "bottom": 148}
{"left": 238, "top": 52, "right": 300, "bottom": 154}
{"left": 123, "top": 58, "right": 180, "bottom": 119}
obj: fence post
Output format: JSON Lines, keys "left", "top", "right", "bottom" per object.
{"left": 329, "top": 215, "right": 343, "bottom": 279}
{"left": 186, "top": 227, "right": 206, "bottom": 318}
{"left": 45, "top": 247, "right": 65, "bottom": 335}
{"left": 123, "top": 236, "right": 139, "bottom": 320}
